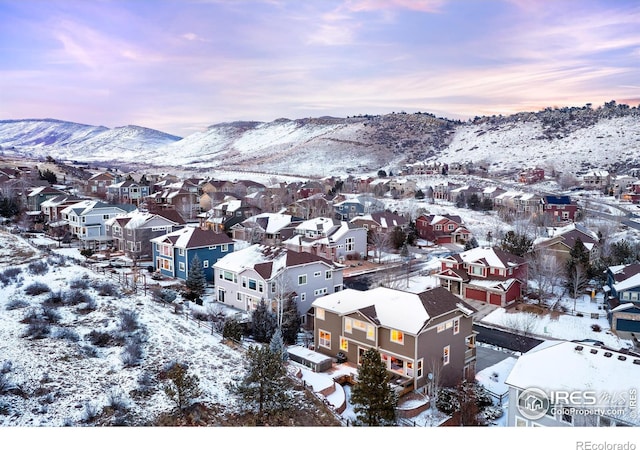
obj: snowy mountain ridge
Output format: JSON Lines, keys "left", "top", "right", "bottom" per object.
{"left": 1, "top": 102, "right": 639, "bottom": 178}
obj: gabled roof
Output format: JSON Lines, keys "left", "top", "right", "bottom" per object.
{"left": 150, "top": 226, "right": 233, "bottom": 249}
{"left": 446, "top": 246, "right": 526, "bottom": 268}
{"left": 609, "top": 263, "right": 640, "bottom": 292}
{"left": 214, "top": 244, "right": 338, "bottom": 279}
{"left": 312, "top": 286, "right": 475, "bottom": 335}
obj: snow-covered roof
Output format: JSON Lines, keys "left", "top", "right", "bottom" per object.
{"left": 312, "top": 286, "right": 472, "bottom": 335}
{"left": 613, "top": 273, "right": 640, "bottom": 292}
{"left": 453, "top": 246, "right": 525, "bottom": 268}
{"left": 505, "top": 340, "right": 640, "bottom": 403}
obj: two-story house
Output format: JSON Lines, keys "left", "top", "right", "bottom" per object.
{"left": 582, "top": 170, "right": 611, "bottom": 190}
{"left": 505, "top": 340, "right": 640, "bottom": 427}
{"left": 106, "top": 179, "right": 151, "bottom": 206}
{"left": 85, "top": 171, "right": 116, "bottom": 199}
{"left": 349, "top": 210, "right": 408, "bottom": 234}
{"left": 541, "top": 195, "right": 579, "bottom": 224}
{"left": 312, "top": 286, "right": 477, "bottom": 394}
{"left": 213, "top": 244, "right": 344, "bottom": 322}
{"left": 150, "top": 226, "right": 235, "bottom": 283}
{"left": 415, "top": 214, "right": 471, "bottom": 246}
{"left": 201, "top": 199, "right": 262, "bottom": 233}
{"left": 333, "top": 195, "right": 384, "bottom": 221}
{"left": 61, "top": 200, "right": 134, "bottom": 246}
{"left": 532, "top": 223, "right": 600, "bottom": 267}
{"left": 106, "top": 209, "right": 186, "bottom": 262}
{"left": 604, "top": 263, "right": 640, "bottom": 336}
{"left": 283, "top": 217, "right": 368, "bottom": 262}
{"left": 230, "top": 212, "right": 304, "bottom": 245}
{"left": 434, "top": 246, "right": 528, "bottom": 307}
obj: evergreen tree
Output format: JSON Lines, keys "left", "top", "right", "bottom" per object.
{"left": 280, "top": 296, "right": 301, "bottom": 345}
{"left": 163, "top": 362, "right": 202, "bottom": 412}
{"left": 269, "top": 328, "right": 288, "bottom": 362}
{"left": 390, "top": 226, "right": 406, "bottom": 250}
{"left": 414, "top": 189, "right": 425, "bottom": 200}
{"left": 464, "top": 236, "right": 479, "bottom": 251}
{"left": 251, "top": 298, "right": 277, "bottom": 343}
{"left": 499, "top": 230, "right": 533, "bottom": 257}
{"left": 350, "top": 348, "right": 397, "bottom": 426}
{"left": 184, "top": 255, "right": 206, "bottom": 305}
{"left": 222, "top": 316, "right": 244, "bottom": 342}
{"left": 231, "top": 344, "right": 292, "bottom": 416}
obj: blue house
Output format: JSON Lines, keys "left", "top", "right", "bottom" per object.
{"left": 605, "top": 263, "right": 640, "bottom": 336}
{"left": 150, "top": 227, "right": 234, "bottom": 283}
{"left": 333, "top": 195, "right": 384, "bottom": 220}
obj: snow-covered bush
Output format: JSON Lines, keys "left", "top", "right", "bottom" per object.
{"left": 24, "top": 281, "right": 51, "bottom": 296}
{"left": 27, "top": 260, "right": 48, "bottom": 276}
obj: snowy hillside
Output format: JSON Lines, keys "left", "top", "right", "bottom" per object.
{"left": 1, "top": 103, "right": 638, "bottom": 178}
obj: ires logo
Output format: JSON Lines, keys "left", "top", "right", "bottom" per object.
{"left": 517, "top": 388, "right": 599, "bottom": 420}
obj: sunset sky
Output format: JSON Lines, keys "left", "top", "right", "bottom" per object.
{"left": 1, "top": 0, "right": 639, "bottom": 136}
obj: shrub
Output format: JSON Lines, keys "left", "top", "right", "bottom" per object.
{"left": 23, "top": 319, "right": 51, "bottom": 339}
{"left": 28, "top": 260, "right": 48, "bottom": 276}
{"left": 43, "top": 290, "right": 65, "bottom": 307}
{"left": 93, "top": 281, "right": 119, "bottom": 297}
{"left": 76, "top": 295, "right": 97, "bottom": 314}
{"left": 106, "top": 388, "right": 129, "bottom": 412}
{"left": 42, "top": 306, "right": 62, "bottom": 324}
{"left": 82, "top": 401, "right": 99, "bottom": 423}
{"left": 65, "top": 289, "right": 93, "bottom": 306}
{"left": 87, "top": 330, "right": 115, "bottom": 347}
{"left": 6, "top": 298, "right": 29, "bottom": 310}
{"left": 435, "top": 387, "right": 460, "bottom": 415}
{"left": 136, "top": 371, "right": 156, "bottom": 396}
{"left": 53, "top": 327, "right": 80, "bottom": 342}
{"left": 0, "top": 267, "right": 22, "bottom": 286}
{"left": 69, "top": 277, "right": 90, "bottom": 290}
{"left": 121, "top": 337, "right": 144, "bottom": 367}
{"left": 591, "top": 323, "right": 602, "bottom": 332}
{"left": 118, "top": 309, "right": 140, "bottom": 333}
{"left": 24, "top": 282, "right": 51, "bottom": 296}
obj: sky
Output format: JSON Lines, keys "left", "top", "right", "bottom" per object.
{"left": 1, "top": 0, "right": 639, "bottom": 137}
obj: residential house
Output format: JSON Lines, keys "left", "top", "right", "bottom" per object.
{"left": 518, "top": 167, "right": 545, "bottom": 184}
{"left": 61, "top": 200, "right": 134, "bottom": 245}
{"left": 283, "top": 217, "right": 368, "bottom": 262}
{"left": 434, "top": 246, "right": 528, "bottom": 307}
{"left": 26, "top": 185, "right": 67, "bottom": 212}
{"left": 150, "top": 226, "right": 234, "bottom": 283}
{"left": 312, "top": 286, "right": 477, "bottom": 393}
{"left": 481, "top": 186, "right": 507, "bottom": 207}
{"left": 541, "top": 195, "right": 579, "bottom": 224}
{"left": 106, "top": 179, "right": 151, "bottom": 206}
{"left": 284, "top": 193, "right": 334, "bottom": 220}
{"left": 230, "top": 212, "right": 304, "bottom": 245}
{"left": 333, "top": 195, "right": 384, "bottom": 220}
{"left": 505, "top": 340, "right": 640, "bottom": 427}
{"left": 85, "top": 172, "right": 116, "bottom": 198}
{"left": 349, "top": 210, "right": 409, "bottom": 234}
{"left": 532, "top": 223, "right": 600, "bottom": 266}
{"left": 200, "top": 199, "right": 261, "bottom": 233}
{"left": 432, "top": 182, "right": 461, "bottom": 201}
{"left": 494, "top": 191, "right": 543, "bottom": 216}
{"left": 213, "top": 244, "right": 344, "bottom": 322}
{"left": 388, "top": 178, "right": 417, "bottom": 198}
{"left": 416, "top": 214, "right": 471, "bottom": 246}
{"left": 582, "top": 170, "right": 611, "bottom": 190}
{"left": 106, "top": 209, "right": 186, "bottom": 262}
{"left": 145, "top": 187, "right": 198, "bottom": 222}
{"left": 604, "top": 263, "right": 640, "bottom": 336}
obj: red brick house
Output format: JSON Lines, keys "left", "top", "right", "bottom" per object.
{"left": 542, "top": 195, "right": 579, "bottom": 224}
{"left": 434, "top": 247, "right": 528, "bottom": 307}
{"left": 415, "top": 214, "right": 471, "bottom": 245}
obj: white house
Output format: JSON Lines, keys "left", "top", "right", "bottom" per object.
{"left": 61, "top": 200, "right": 133, "bottom": 245}
{"left": 505, "top": 340, "right": 640, "bottom": 427}
{"left": 213, "top": 243, "right": 344, "bottom": 322}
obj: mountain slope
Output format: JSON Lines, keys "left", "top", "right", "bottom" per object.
{"left": 1, "top": 103, "right": 638, "bottom": 177}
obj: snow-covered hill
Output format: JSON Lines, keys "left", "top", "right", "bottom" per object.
{"left": 1, "top": 103, "right": 638, "bottom": 178}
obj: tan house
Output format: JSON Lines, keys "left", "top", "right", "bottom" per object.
{"left": 312, "top": 286, "right": 477, "bottom": 395}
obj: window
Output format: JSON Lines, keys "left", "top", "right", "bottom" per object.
{"left": 314, "top": 288, "right": 327, "bottom": 296}
{"left": 443, "top": 345, "right": 450, "bottom": 365}
{"left": 103, "top": 214, "right": 110, "bottom": 220}
{"left": 344, "top": 318, "right": 352, "bottom": 333}
{"left": 222, "top": 270, "right": 236, "bottom": 283}
{"left": 300, "top": 293, "right": 306, "bottom": 302}
{"left": 390, "top": 329, "right": 404, "bottom": 345}
{"left": 345, "top": 237, "right": 355, "bottom": 252}
{"left": 366, "top": 325, "right": 375, "bottom": 341}
{"left": 340, "top": 337, "right": 348, "bottom": 351}
{"left": 435, "top": 224, "right": 442, "bottom": 231}
{"left": 447, "top": 224, "right": 455, "bottom": 231}
{"left": 248, "top": 279, "right": 257, "bottom": 291}
{"left": 298, "top": 274, "right": 307, "bottom": 285}
{"left": 178, "top": 248, "right": 185, "bottom": 257}
{"left": 242, "top": 277, "right": 247, "bottom": 288}
{"left": 203, "top": 260, "right": 209, "bottom": 268}
{"left": 437, "top": 323, "right": 445, "bottom": 333}
{"left": 314, "top": 271, "right": 321, "bottom": 277}
{"left": 417, "top": 359, "right": 423, "bottom": 378}
{"left": 179, "top": 262, "right": 185, "bottom": 272}
{"left": 325, "top": 271, "right": 332, "bottom": 280}
{"left": 316, "top": 308, "right": 325, "bottom": 320}
{"left": 470, "top": 265, "right": 483, "bottom": 276}
{"left": 453, "top": 318, "right": 460, "bottom": 334}
{"left": 221, "top": 244, "right": 228, "bottom": 252}
{"left": 515, "top": 416, "right": 528, "bottom": 427}
{"left": 319, "top": 330, "right": 331, "bottom": 349}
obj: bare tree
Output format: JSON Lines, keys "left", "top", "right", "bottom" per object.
{"left": 526, "top": 249, "right": 563, "bottom": 303}
{"left": 370, "top": 229, "right": 391, "bottom": 263}
{"left": 501, "top": 312, "right": 539, "bottom": 337}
